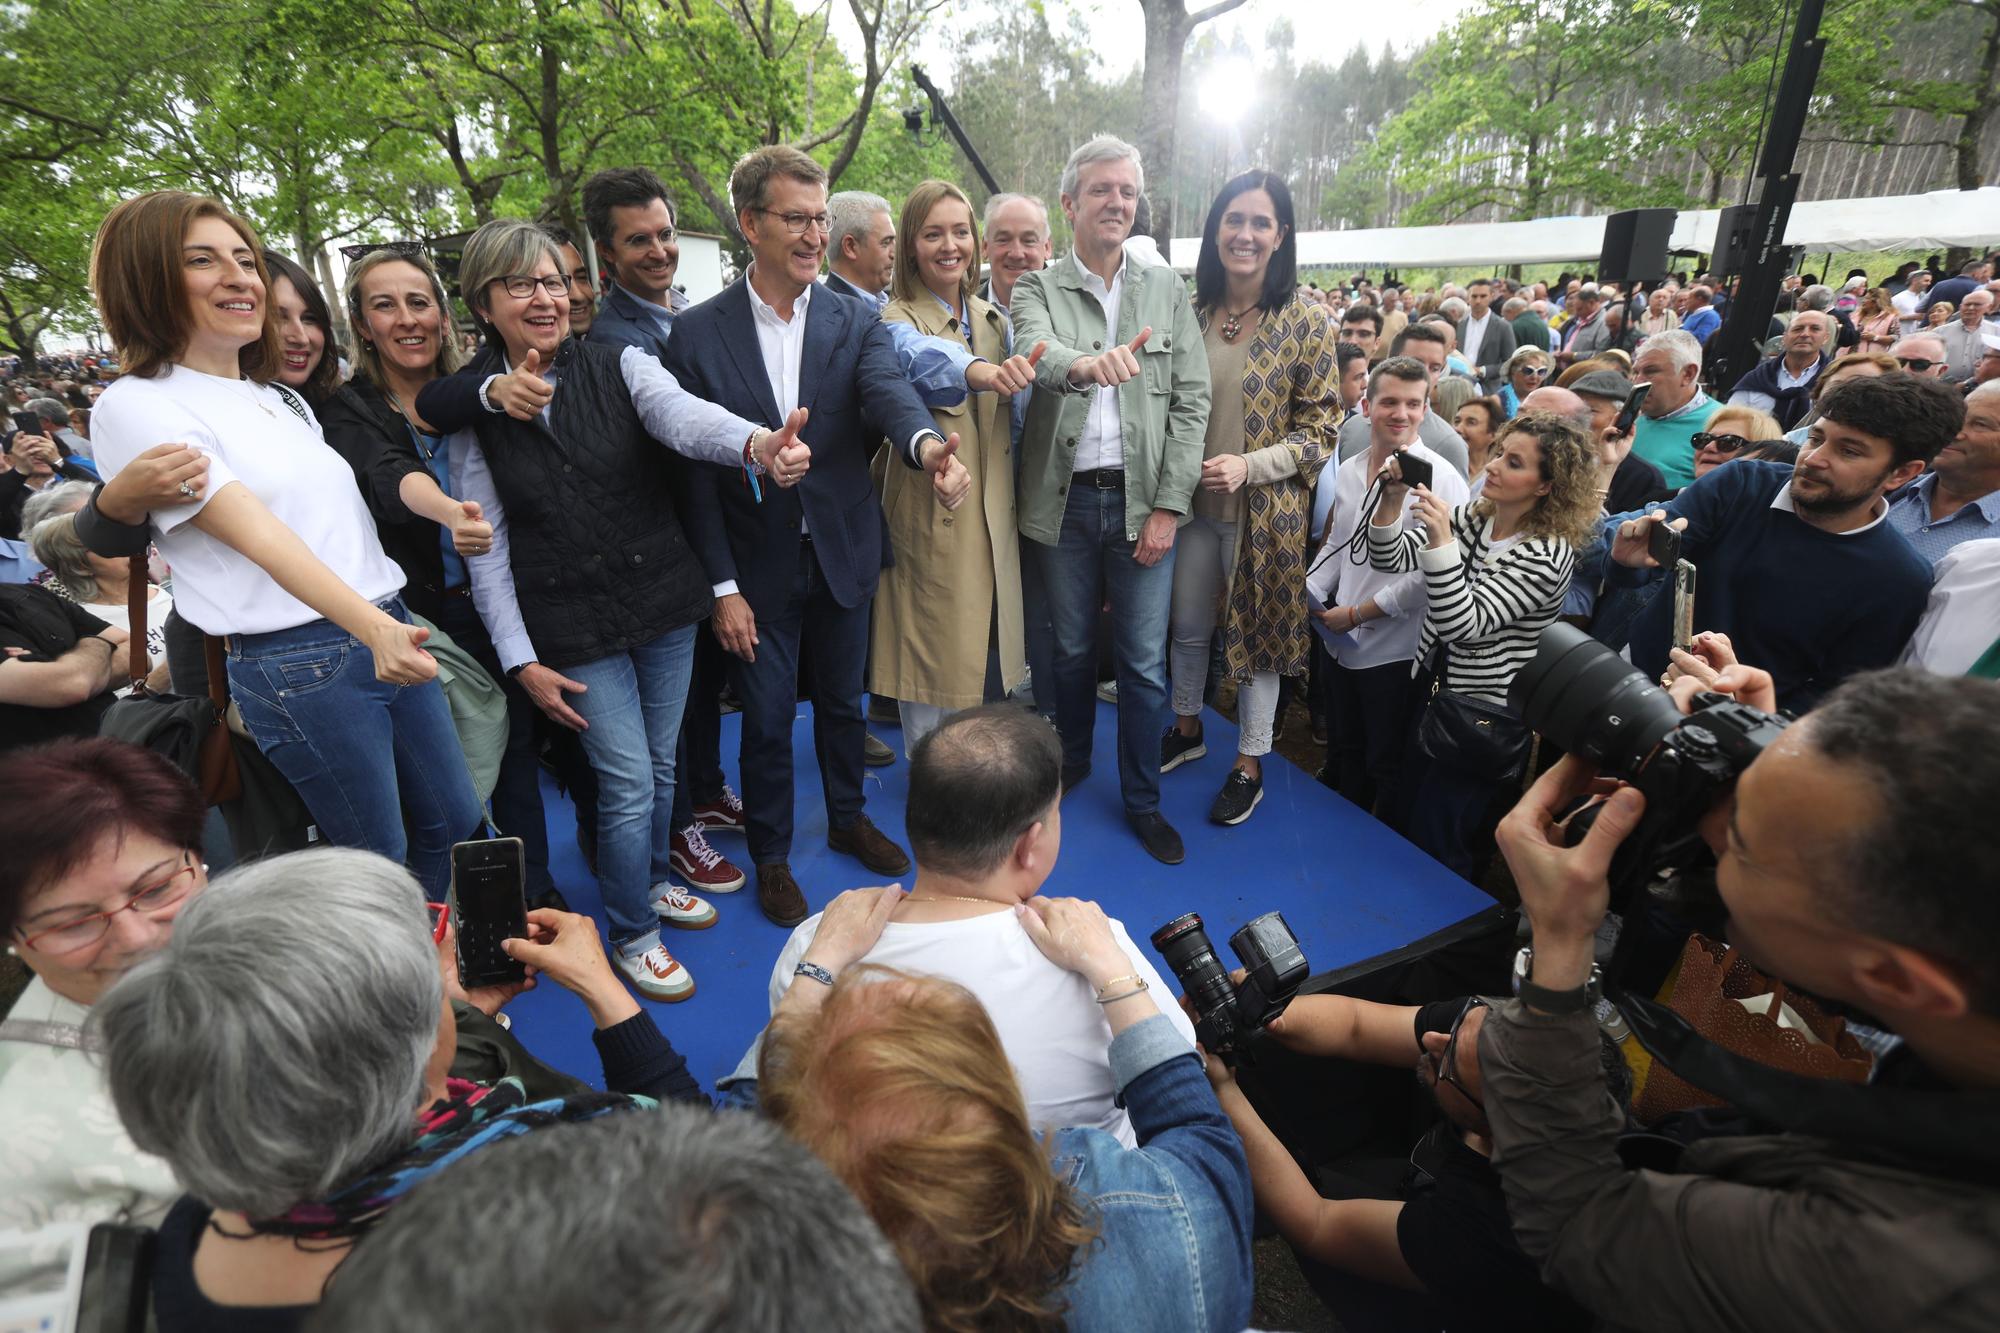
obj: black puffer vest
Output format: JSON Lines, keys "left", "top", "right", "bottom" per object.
{"left": 469, "top": 340, "right": 712, "bottom": 668}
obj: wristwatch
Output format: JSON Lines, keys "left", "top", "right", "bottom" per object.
{"left": 1511, "top": 946, "right": 1600, "bottom": 1014}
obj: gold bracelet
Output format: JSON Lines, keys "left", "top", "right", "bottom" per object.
{"left": 1094, "top": 978, "right": 1149, "bottom": 1005}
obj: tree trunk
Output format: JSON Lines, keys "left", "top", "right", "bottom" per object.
{"left": 1957, "top": 3, "right": 2000, "bottom": 191}
{"left": 1134, "top": 0, "right": 1249, "bottom": 261}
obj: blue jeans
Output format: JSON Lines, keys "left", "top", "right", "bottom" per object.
{"left": 1035, "top": 480, "right": 1177, "bottom": 816}
{"left": 226, "top": 597, "right": 483, "bottom": 899}
{"left": 565, "top": 624, "right": 697, "bottom": 958}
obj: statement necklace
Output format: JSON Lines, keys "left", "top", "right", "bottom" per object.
{"left": 1219, "top": 302, "right": 1260, "bottom": 343}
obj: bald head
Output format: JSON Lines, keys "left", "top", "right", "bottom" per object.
{"left": 1519, "top": 385, "right": 1592, "bottom": 433}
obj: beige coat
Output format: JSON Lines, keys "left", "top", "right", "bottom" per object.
{"left": 869, "top": 293, "right": 1025, "bottom": 708}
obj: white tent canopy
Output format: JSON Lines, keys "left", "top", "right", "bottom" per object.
{"left": 1169, "top": 187, "right": 2000, "bottom": 271}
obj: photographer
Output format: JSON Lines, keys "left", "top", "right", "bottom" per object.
{"left": 1206, "top": 990, "right": 1609, "bottom": 1331}
{"left": 1478, "top": 666, "right": 2000, "bottom": 1331}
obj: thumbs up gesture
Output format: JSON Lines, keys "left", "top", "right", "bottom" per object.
{"left": 491, "top": 346, "right": 555, "bottom": 420}
{"left": 921, "top": 432, "right": 972, "bottom": 511}
{"left": 447, "top": 499, "right": 494, "bottom": 555}
{"left": 969, "top": 340, "right": 1048, "bottom": 396}
{"left": 1065, "top": 327, "right": 1151, "bottom": 388}
{"left": 756, "top": 407, "right": 812, "bottom": 488}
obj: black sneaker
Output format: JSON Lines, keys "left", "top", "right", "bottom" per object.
{"left": 1208, "top": 769, "right": 1264, "bottom": 826}
{"left": 1160, "top": 724, "right": 1207, "bottom": 773}
{"left": 1061, "top": 761, "right": 1092, "bottom": 795}
{"left": 1128, "top": 811, "right": 1185, "bottom": 865}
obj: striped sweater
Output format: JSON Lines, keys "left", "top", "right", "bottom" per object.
{"left": 1367, "top": 505, "right": 1575, "bottom": 702}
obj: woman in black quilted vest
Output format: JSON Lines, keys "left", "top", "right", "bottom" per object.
{"left": 424, "top": 219, "right": 806, "bottom": 1004}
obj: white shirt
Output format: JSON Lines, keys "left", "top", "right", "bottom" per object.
{"left": 747, "top": 270, "right": 812, "bottom": 421}
{"left": 1072, "top": 251, "right": 1128, "bottom": 473}
{"left": 89, "top": 366, "right": 403, "bottom": 635}
{"left": 769, "top": 904, "right": 1196, "bottom": 1147}
{"left": 0, "top": 977, "right": 178, "bottom": 1243}
{"left": 1769, "top": 480, "right": 1888, "bottom": 534}
{"left": 1306, "top": 442, "right": 1471, "bottom": 670}
{"left": 1891, "top": 286, "right": 1925, "bottom": 333}
{"left": 1463, "top": 311, "right": 1492, "bottom": 369}
{"left": 79, "top": 585, "right": 173, "bottom": 694}
{"left": 1903, "top": 537, "right": 2000, "bottom": 675}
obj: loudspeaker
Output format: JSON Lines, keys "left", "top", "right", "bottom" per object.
{"left": 1597, "top": 208, "right": 1676, "bottom": 285}
{"left": 1712, "top": 203, "right": 1759, "bottom": 275}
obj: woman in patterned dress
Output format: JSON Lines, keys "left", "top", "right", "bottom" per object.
{"left": 1161, "top": 170, "right": 1342, "bottom": 826}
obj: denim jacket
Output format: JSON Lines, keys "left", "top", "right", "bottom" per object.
{"left": 1050, "top": 1015, "right": 1255, "bottom": 1333}
{"left": 714, "top": 1014, "right": 1253, "bottom": 1330}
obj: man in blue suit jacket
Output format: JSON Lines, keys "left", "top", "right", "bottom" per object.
{"left": 665, "top": 145, "right": 971, "bottom": 928}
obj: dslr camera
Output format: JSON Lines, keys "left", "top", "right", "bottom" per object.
{"left": 1152, "top": 911, "right": 1308, "bottom": 1067}
{"left": 1510, "top": 623, "right": 1792, "bottom": 910}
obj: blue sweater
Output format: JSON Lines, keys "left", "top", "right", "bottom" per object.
{"left": 1604, "top": 460, "right": 1932, "bottom": 711}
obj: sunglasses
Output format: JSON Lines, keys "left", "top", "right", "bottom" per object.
{"left": 1896, "top": 356, "right": 1939, "bottom": 372}
{"left": 1422, "top": 996, "right": 1490, "bottom": 1107}
{"left": 1517, "top": 365, "right": 1551, "bottom": 378}
{"left": 1691, "top": 432, "right": 1750, "bottom": 454}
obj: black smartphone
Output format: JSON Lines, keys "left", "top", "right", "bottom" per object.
{"left": 1393, "top": 449, "right": 1433, "bottom": 491}
{"left": 1648, "top": 517, "right": 1683, "bottom": 567}
{"left": 11, "top": 410, "right": 43, "bottom": 437}
{"left": 1613, "top": 382, "right": 1651, "bottom": 436}
{"left": 450, "top": 836, "right": 528, "bottom": 988}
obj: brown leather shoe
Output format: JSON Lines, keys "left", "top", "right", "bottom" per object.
{"left": 756, "top": 861, "right": 809, "bottom": 927}
{"left": 827, "top": 813, "right": 911, "bottom": 877}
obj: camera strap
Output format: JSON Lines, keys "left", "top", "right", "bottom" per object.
{"left": 1619, "top": 991, "right": 2000, "bottom": 1188}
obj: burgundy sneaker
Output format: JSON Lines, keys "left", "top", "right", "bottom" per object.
{"left": 692, "top": 786, "right": 746, "bottom": 835}
{"left": 669, "top": 825, "right": 746, "bottom": 893}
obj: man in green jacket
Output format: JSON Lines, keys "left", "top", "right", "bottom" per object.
{"left": 1011, "top": 135, "right": 1210, "bottom": 865}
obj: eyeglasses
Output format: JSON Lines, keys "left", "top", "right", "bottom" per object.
{"left": 1422, "top": 996, "right": 1489, "bottom": 1107}
{"left": 1691, "top": 432, "right": 1751, "bottom": 454}
{"left": 17, "top": 852, "right": 198, "bottom": 955}
{"left": 490, "top": 274, "right": 570, "bottom": 299}
{"left": 1518, "top": 365, "right": 1551, "bottom": 378}
{"left": 753, "top": 208, "right": 832, "bottom": 237}
{"left": 1897, "top": 356, "right": 1939, "bottom": 372}
{"left": 426, "top": 900, "right": 450, "bottom": 944}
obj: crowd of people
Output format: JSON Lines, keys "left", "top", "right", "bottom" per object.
{"left": 3, "top": 133, "right": 1998, "bottom": 1330}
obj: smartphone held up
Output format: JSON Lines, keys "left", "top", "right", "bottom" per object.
{"left": 449, "top": 836, "right": 529, "bottom": 989}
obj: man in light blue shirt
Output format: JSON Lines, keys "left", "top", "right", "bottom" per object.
{"left": 1888, "top": 379, "right": 2000, "bottom": 564}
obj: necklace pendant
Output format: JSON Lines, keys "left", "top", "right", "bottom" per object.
{"left": 1221, "top": 314, "right": 1241, "bottom": 342}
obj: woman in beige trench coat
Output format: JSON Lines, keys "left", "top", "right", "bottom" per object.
{"left": 872, "top": 180, "right": 1025, "bottom": 753}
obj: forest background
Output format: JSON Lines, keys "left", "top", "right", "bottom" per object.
{"left": 3, "top": 0, "right": 1996, "bottom": 365}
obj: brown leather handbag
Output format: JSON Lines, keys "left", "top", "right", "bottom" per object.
{"left": 1634, "top": 933, "right": 1874, "bottom": 1122}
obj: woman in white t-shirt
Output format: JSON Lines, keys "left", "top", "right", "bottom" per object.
{"left": 84, "top": 192, "right": 482, "bottom": 895}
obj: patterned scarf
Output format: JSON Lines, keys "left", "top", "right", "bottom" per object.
{"left": 244, "top": 1077, "right": 648, "bottom": 1240}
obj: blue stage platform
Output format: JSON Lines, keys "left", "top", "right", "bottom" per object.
{"left": 497, "top": 700, "right": 1495, "bottom": 1092}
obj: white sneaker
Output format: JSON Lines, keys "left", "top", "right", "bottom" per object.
{"left": 652, "top": 881, "right": 718, "bottom": 930}
{"left": 615, "top": 944, "right": 696, "bottom": 1002}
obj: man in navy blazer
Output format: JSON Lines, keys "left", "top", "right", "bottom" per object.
{"left": 665, "top": 145, "right": 971, "bottom": 928}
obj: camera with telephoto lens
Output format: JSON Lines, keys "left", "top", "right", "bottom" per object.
{"left": 1510, "top": 623, "right": 1792, "bottom": 913}
{"left": 1152, "top": 911, "right": 1309, "bottom": 1067}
